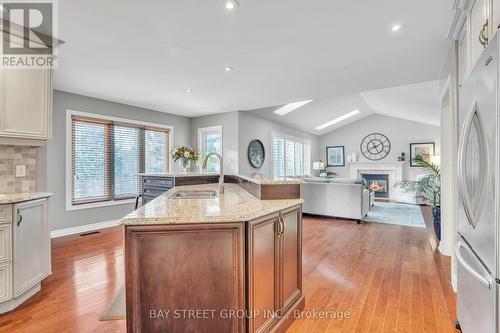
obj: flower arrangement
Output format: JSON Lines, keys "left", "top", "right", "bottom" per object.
{"left": 171, "top": 146, "right": 199, "bottom": 162}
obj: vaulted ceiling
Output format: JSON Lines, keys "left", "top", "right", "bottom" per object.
{"left": 247, "top": 80, "right": 443, "bottom": 135}
{"left": 54, "top": 0, "right": 454, "bottom": 117}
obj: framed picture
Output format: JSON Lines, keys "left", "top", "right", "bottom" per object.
{"left": 326, "top": 146, "right": 345, "bottom": 167}
{"left": 410, "top": 142, "right": 435, "bottom": 167}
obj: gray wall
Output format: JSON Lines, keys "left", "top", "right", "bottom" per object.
{"left": 318, "top": 113, "right": 441, "bottom": 179}
{"left": 47, "top": 90, "right": 191, "bottom": 231}
{"left": 190, "top": 111, "right": 239, "bottom": 174}
{"left": 238, "top": 112, "right": 320, "bottom": 178}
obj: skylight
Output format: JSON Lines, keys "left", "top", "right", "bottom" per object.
{"left": 314, "top": 110, "right": 360, "bottom": 130}
{"left": 273, "top": 100, "right": 313, "bottom": 116}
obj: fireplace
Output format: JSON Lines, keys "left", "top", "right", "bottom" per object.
{"left": 362, "top": 174, "right": 389, "bottom": 198}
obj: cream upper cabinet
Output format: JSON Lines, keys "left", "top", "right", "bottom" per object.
{"left": 0, "top": 32, "right": 53, "bottom": 142}
{"left": 0, "top": 66, "right": 52, "bottom": 140}
{"left": 469, "top": 0, "right": 490, "bottom": 69}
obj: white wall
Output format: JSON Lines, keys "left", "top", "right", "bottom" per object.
{"left": 46, "top": 90, "right": 191, "bottom": 231}
{"left": 318, "top": 114, "right": 441, "bottom": 179}
{"left": 191, "top": 111, "right": 239, "bottom": 174}
{"left": 238, "top": 112, "right": 320, "bottom": 178}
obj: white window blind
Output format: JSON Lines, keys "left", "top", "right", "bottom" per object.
{"left": 145, "top": 129, "right": 168, "bottom": 174}
{"left": 272, "top": 132, "right": 311, "bottom": 178}
{"left": 113, "top": 125, "right": 141, "bottom": 199}
{"left": 71, "top": 116, "right": 170, "bottom": 205}
{"left": 198, "top": 126, "right": 222, "bottom": 173}
{"left": 72, "top": 119, "right": 111, "bottom": 204}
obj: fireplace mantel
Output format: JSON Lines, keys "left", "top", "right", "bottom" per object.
{"left": 349, "top": 161, "right": 407, "bottom": 200}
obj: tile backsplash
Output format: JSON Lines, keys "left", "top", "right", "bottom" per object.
{"left": 0, "top": 146, "right": 37, "bottom": 194}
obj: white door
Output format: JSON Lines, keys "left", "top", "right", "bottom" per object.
{"left": 457, "top": 33, "right": 497, "bottom": 274}
{"left": 13, "top": 199, "right": 50, "bottom": 297}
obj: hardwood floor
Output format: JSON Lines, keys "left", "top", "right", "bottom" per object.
{"left": 0, "top": 207, "right": 457, "bottom": 332}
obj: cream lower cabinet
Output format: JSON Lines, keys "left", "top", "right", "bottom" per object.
{"left": 0, "top": 67, "right": 52, "bottom": 141}
{"left": 0, "top": 198, "right": 51, "bottom": 313}
{"left": 13, "top": 199, "right": 51, "bottom": 297}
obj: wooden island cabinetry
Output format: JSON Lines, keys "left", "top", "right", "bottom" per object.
{"left": 123, "top": 183, "right": 304, "bottom": 333}
{"left": 247, "top": 206, "right": 303, "bottom": 333}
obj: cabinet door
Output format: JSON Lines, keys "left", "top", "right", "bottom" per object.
{"left": 247, "top": 213, "right": 280, "bottom": 333}
{"left": 0, "top": 262, "right": 13, "bottom": 303}
{"left": 469, "top": 0, "right": 489, "bottom": 68}
{"left": 13, "top": 199, "right": 50, "bottom": 297}
{"left": 279, "top": 207, "right": 302, "bottom": 312}
{"left": 0, "top": 67, "right": 52, "bottom": 140}
{"left": 0, "top": 224, "right": 12, "bottom": 263}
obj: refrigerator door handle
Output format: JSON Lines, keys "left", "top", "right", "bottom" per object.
{"left": 455, "top": 241, "right": 493, "bottom": 289}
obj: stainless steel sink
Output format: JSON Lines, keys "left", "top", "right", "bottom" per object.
{"left": 169, "top": 190, "right": 218, "bottom": 199}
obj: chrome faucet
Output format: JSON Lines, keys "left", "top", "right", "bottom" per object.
{"left": 202, "top": 152, "right": 224, "bottom": 194}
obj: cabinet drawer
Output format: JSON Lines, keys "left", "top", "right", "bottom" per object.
{"left": 175, "top": 176, "right": 219, "bottom": 186}
{"left": 0, "top": 205, "right": 12, "bottom": 224}
{"left": 0, "top": 224, "right": 11, "bottom": 263}
{"left": 0, "top": 262, "right": 12, "bottom": 303}
{"left": 143, "top": 187, "right": 169, "bottom": 197}
{"left": 143, "top": 177, "right": 174, "bottom": 189}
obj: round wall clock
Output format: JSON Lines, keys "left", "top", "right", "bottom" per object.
{"left": 248, "top": 139, "right": 265, "bottom": 168}
{"left": 360, "top": 133, "right": 391, "bottom": 161}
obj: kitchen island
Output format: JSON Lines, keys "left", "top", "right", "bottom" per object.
{"left": 122, "top": 183, "right": 304, "bottom": 333}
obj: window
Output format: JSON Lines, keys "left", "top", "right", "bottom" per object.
{"left": 68, "top": 111, "right": 171, "bottom": 209}
{"left": 198, "top": 126, "right": 222, "bottom": 173}
{"left": 272, "top": 132, "right": 311, "bottom": 177}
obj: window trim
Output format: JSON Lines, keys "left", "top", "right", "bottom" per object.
{"left": 197, "top": 125, "right": 223, "bottom": 170}
{"left": 271, "top": 131, "right": 311, "bottom": 178}
{"left": 65, "top": 109, "right": 174, "bottom": 211}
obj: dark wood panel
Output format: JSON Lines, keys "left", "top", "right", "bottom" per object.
{"left": 236, "top": 178, "right": 300, "bottom": 200}
{"left": 260, "top": 184, "right": 300, "bottom": 200}
{"left": 247, "top": 213, "right": 280, "bottom": 333}
{"left": 280, "top": 206, "right": 302, "bottom": 312}
{"left": 125, "top": 223, "right": 245, "bottom": 333}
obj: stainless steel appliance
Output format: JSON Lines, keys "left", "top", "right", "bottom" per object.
{"left": 456, "top": 33, "right": 499, "bottom": 332}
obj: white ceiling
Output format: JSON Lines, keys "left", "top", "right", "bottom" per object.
{"left": 54, "top": 0, "right": 454, "bottom": 117}
{"left": 247, "top": 79, "right": 443, "bottom": 135}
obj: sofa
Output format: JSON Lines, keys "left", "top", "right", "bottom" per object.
{"left": 300, "top": 178, "right": 370, "bottom": 222}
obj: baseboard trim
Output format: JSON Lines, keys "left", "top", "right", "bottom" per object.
{"left": 51, "top": 220, "right": 121, "bottom": 238}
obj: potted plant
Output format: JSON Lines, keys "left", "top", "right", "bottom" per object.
{"left": 394, "top": 156, "right": 441, "bottom": 240}
{"left": 172, "top": 146, "right": 199, "bottom": 173}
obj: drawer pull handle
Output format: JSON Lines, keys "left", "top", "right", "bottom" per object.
{"left": 17, "top": 209, "right": 23, "bottom": 227}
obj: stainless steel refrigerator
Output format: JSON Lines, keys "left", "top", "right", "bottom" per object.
{"left": 456, "top": 33, "right": 499, "bottom": 332}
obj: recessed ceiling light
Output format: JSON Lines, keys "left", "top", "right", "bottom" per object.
{"left": 274, "top": 100, "right": 313, "bottom": 116}
{"left": 314, "top": 110, "right": 360, "bottom": 130}
{"left": 224, "top": 0, "right": 239, "bottom": 10}
{"left": 391, "top": 24, "right": 402, "bottom": 32}
{"left": 224, "top": 66, "right": 234, "bottom": 72}
{"left": 185, "top": 89, "right": 192, "bottom": 93}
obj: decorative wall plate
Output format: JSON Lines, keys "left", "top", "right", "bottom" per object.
{"left": 248, "top": 139, "right": 265, "bottom": 168}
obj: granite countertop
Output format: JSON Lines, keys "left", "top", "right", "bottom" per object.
{"left": 138, "top": 172, "right": 221, "bottom": 177}
{"left": 138, "top": 172, "right": 305, "bottom": 185}
{"left": 0, "top": 192, "right": 53, "bottom": 204}
{"left": 121, "top": 183, "right": 303, "bottom": 225}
